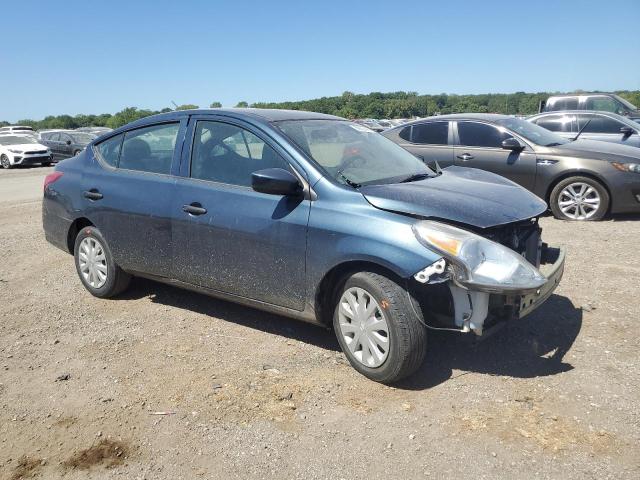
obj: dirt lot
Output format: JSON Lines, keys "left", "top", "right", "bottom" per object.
{"left": 1, "top": 166, "right": 639, "bottom": 479}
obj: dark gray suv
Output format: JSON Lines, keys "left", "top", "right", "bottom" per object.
{"left": 541, "top": 93, "right": 640, "bottom": 122}
{"left": 382, "top": 114, "right": 640, "bottom": 221}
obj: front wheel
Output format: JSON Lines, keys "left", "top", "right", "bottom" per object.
{"left": 333, "top": 271, "right": 427, "bottom": 383}
{"left": 550, "top": 176, "right": 609, "bottom": 221}
{"left": 1, "top": 155, "right": 12, "bottom": 169}
{"left": 74, "top": 226, "right": 131, "bottom": 298}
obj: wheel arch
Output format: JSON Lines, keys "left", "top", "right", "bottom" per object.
{"left": 314, "top": 260, "right": 406, "bottom": 327}
{"left": 66, "top": 217, "right": 95, "bottom": 253}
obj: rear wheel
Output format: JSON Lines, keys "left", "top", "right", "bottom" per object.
{"left": 73, "top": 150, "right": 82, "bottom": 156}
{"left": 333, "top": 271, "right": 427, "bottom": 383}
{"left": 1, "top": 155, "right": 12, "bottom": 169}
{"left": 74, "top": 226, "right": 131, "bottom": 298}
{"left": 550, "top": 176, "right": 609, "bottom": 221}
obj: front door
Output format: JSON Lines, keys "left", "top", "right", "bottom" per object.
{"left": 453, "top": 121, "right": 538, "bottom": 190}
{"left": 171, "top": 117, "right": 310, "bottom": 310}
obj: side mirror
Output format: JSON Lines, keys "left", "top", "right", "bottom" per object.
{"left": 501, "top": 137, "right": 524, "bottom": 151}
{"left": 66, "top": 140, "right": 72, "bottom": 145}
{"left": 620, "top": 126, "right": 634, "bottom": 137}
{"left": 252, "top": 168, "right": 302, "bottom": 196}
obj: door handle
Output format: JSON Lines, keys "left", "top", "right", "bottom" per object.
{"left": 456, "top": 153, "right": 474, "bottom": 161}
{"left": 83, "top": 190, "right": 103, "bottom": 200}
{"left": 182, "top": 203, "right": 207, "bottom": 216}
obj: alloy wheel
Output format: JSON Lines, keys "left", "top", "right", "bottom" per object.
{"left": 1, "top": 156, "right": 9, "bottom": 169}
{"left": 558, "top": 182, "right": 601, "bottom": 220}
{"left": 337, "top": 287, "right": 390, "bottom": 368}
{"left": 78, "top": 237, "right": 108, "bottom": 288}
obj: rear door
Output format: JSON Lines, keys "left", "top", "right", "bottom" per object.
{"left": 453, "top": 121, "right": 537, "bottom": 190}
{"left": 398, "top": 121, "right": 454, "bottom": 168}
{"left": 171, "top": 115, "right": 310, "bottom": 310}
{"left": 84, "top": 121, "right": 186, "bottom": 277}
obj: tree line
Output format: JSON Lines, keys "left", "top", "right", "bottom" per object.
{"left": 3, "top": 91, "right": 639, "bottom": 130}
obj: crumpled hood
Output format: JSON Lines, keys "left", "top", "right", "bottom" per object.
{"left": 552, "top": 139, "right": 640, "bottom": 162}
{"left": 360, "top": 166, "right": 547, "bottom": 229}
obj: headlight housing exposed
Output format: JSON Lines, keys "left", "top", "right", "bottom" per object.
{"left": 413, "top": 220, "right": 546, "bottom": 292}
{"left": 611, "top": 162, "right": 640, "bottom": 173}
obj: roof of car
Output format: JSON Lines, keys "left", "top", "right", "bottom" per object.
{"left": 127, "top": 108, "right": 343, "bottom": 127}
{"left": 398, "top": 113, "right": 514, "bottom": 126}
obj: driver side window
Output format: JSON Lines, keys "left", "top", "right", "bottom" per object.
{"left": 191, "top": 121, "right": 287, "bottom": 187}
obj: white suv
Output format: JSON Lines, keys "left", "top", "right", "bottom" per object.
{"left": 0, "top": 135, "right": 52, "bottom": 168}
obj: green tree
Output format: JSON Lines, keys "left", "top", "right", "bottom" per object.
{"left": 175, "top": 104, "right": 199, "bottom": 110}
{"left": 235, "top": 101, "right": 249, "bottom": 108}
{"left": 209, "top": 101, "right": 222, "bottom": 108}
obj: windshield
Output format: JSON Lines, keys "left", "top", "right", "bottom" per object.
{"left": 613, "top": 94, "right": 638, "bottom": 111}
{"left": 276, "top": 120, "right": 434, "bottom": 186}
{"left": 0, "top": 135, "right": 38, "bottom": 145}
{"left": 69, "top": 133, "right": 95, "bottom": 143}
{"left": 495, "top": 117, "right": 570, "bottom": 146}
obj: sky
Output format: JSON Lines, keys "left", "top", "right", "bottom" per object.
{"left": 1, "top": 0, "right": 639, "bottom": 122}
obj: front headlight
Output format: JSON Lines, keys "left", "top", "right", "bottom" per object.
{"left": 8, "top": 149, "right": 22, "bottom": 154}
{"left": 611, "top": 162, "right": 640, "bottom": 173}
{"left": 413, "top": 220, "right": 546, "bottom": 292}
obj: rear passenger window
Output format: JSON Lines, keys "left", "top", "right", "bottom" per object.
{"left": 191, "top": 121, "right": 287, "bottom": 187}
{"left": 457, "top": 122, "right": 510, "bottom": 148}
{"left": 535, "top": 115, "right": 575, "bottom": 132}
{"left": 96, "top": 134, "right": 123, "bottom": 167}
{"left": 119, "top": 123, "right": 179, "bottom": 174}
{"left": 547, "top": 97, "right": 578, "bottom": 111}
{"left": 398, "top": 126, "right": 412, "bottom": 141}
{"left": 411, "top": 122, "right": 448, "bottom": 145}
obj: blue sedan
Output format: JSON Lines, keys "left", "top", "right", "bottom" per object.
{"left": 42, "top": 108, "right": 565, "bottom": 383}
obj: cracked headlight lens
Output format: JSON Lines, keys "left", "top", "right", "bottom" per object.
{"left": 413, "top": 220, "right": 546, "bottom": 291}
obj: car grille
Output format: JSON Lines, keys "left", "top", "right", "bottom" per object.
{"left": 25, "top": 150, "right": 48, "bottom": 154}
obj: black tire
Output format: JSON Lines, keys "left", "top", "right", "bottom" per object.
{"left": 73, "top": 150, "right": 82, "bottom": 157}
{"left": 42, "top": 162, "right": 52, "bottom": 167}
{"left": 549, "top": 176, "right": 609, "bottom": 221}
{"left": 1, "top": 155, "right": 12, "bottom": 169}
{"left": 73, "top": 226, "right": 131, "bottom": 298}
{"left": 333, "top": 271, "right": 427, "bottom": 383}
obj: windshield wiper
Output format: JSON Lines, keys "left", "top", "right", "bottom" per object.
{"left": 336, "top": 170, "right": 361, "bottom": 188}
{"left": 399, "top": 173, "right": 433, "bottom": 183}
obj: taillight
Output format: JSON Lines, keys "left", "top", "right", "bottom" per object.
{"left": 44, "top": 171, "right": 64, "bottom": 192}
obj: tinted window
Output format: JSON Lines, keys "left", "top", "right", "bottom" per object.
{"left": 96, "top": 134, "right": 123, "bottom": 167}
{"left": 411, "top": 122, "right": 448, "bottom": 145}
{"left": 191, "top": 121, "right": 287, "bottom": 187}
{"left": 398, "top": 126, "right": 411, "bottom": 141}
{"left": 457, "top": 122, "right": 510, "bottom": 148}
{"left": 119, "top": 123, "right": 179, "bottom": 174}
{"left": 535, "top": 115, "right": 575, "bottom": 133}
{"left": 547, "top": 97, "right": 578, "bottom": 111}
{"left": 578, "top": 114, "right": 625, "bottom": 134}
{"left": 585, "top": 96, "right": 619, "bottom": 113}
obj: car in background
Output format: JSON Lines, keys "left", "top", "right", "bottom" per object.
{"left": 39, "top": 130, "right": 95, "bottom": 161}
{"left": 376, "top": 120, "right": 394, "bottom": 130}
{"left": 382, "top": 114, "right": 640, "bottom": 221}
{"left": 0, "top": 125, "right": 35, "bottom": 136}
{"left": 0, "top": 135, "right": 52, "bottom": 168}
{"left": 42, "top": 108, "right": 564, "bottom": 383}
{"left": 540, "top": 93, "right": 640, "bottom": 122}
{"left": 528, "top": 111, "right": 640, "bottom": 148}
{"left": 76, "top": 127, "right": 113, "bottom": 136}
{"left": 354, "top": 119, "right": 385, "bottom": 132}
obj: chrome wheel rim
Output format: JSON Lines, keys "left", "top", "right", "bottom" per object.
{"left": 338, "top": 287, "right": 389, "bottom": 368}
{"left": 78, "top": 237, "right": 107, "bottom": 288}
{"left": 558, "top": 182, "right": 600, "bottom": 220}
{"left": 1, "top": 156, "right": 9, "bottom": 168}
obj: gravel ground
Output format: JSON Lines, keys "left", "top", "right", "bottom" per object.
{"left": 1, "top": 167, "right": 639, "bottom": 479}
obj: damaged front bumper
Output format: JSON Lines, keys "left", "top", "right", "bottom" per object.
{"left": 414, "top": 248, "right": 566, "bottom": 336}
